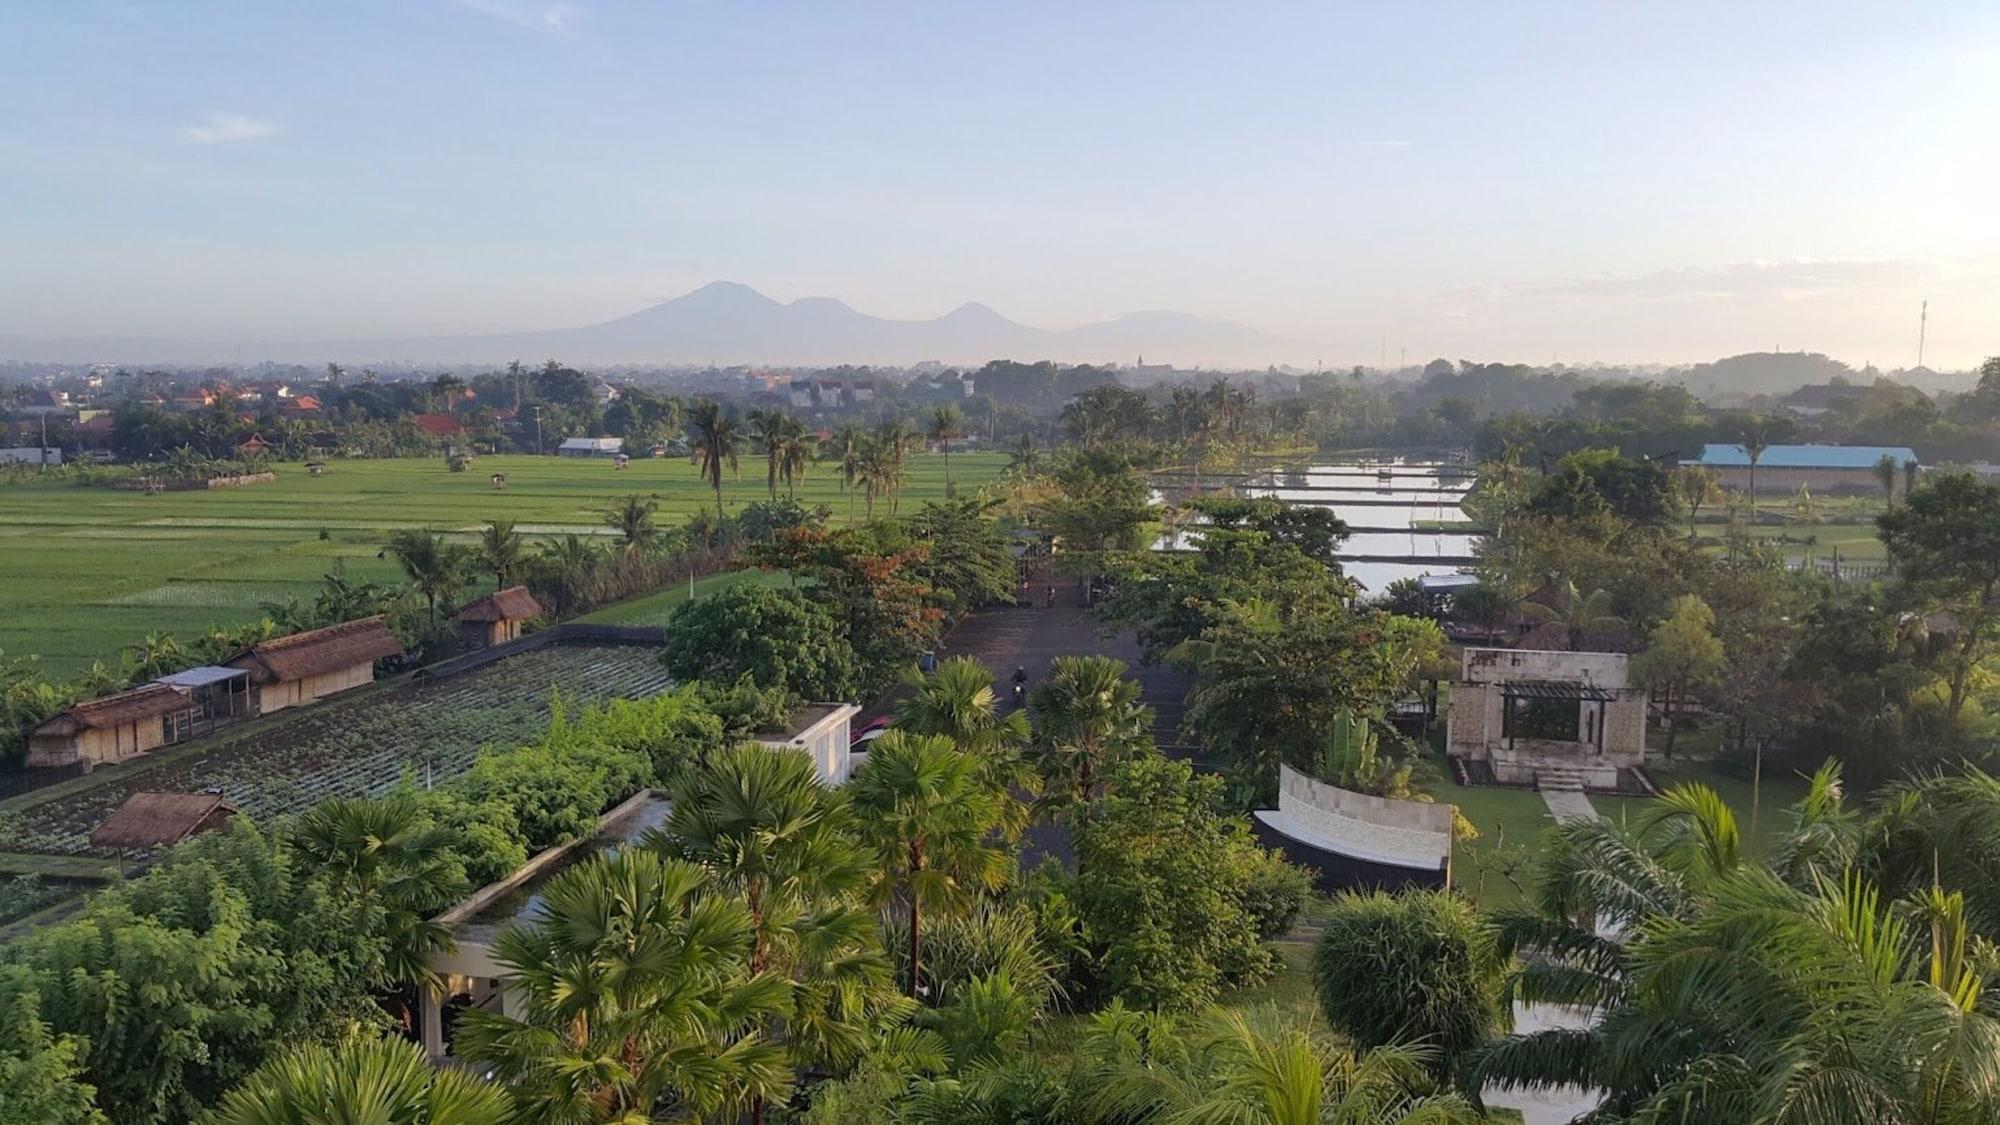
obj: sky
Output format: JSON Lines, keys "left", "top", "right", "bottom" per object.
{"left": 2, "top": 0, "right": 1997, "bottom": 369}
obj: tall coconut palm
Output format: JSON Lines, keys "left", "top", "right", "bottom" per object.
{"left": 211, "top": 1035, "right": 512, "bottom": 1125}
{"left": 689, "top": 398, "right": 741, "bottom": 525}
{"left": 293, "top": 795, "right": 467, "bottom": 993}
{"left": 847, "top": 732, "right": 1009, "bottom": 998}
{"left": 1741, "top": 421, "right": 1770, "bottom": 508}
{"left": 477, "top": 518, "right": 524, "bottom": 586}
{"left": 1091, "top": 1009, "right": 1480, "bottom": 1125}
{"left": 872, "top": 419, "right": 914, "bottom": 514}
{"left": 1519, "top": 578, "right": 1622, "bottom": 651}
{"left": 383, "top": 527, "right": 469, "bottom": 626}
{"left": 1875, "top": 452, "right": 1901, "bottom": 508}
{"left": 1026, "top": 655, "right": 1154, "bottom": 820}
{"left": 927, "top": 404, "right": 964, "bottom": 492}
{"left": 825, "top": 424, "right": 866, "bottom": 519}
{"left": 451, "top": 850, "right": 793, "bottom": 1124}
{"left": 776, "top": 416, "right": 816, "bottom": 500}
{"left": 605, "top": 492, "right": 661, "bottom": 554}
{"left": 751, "top": 409, "right": 790, "bottom": 500}
{"left": 893, "top": 656, "right": 1037, "bottom": 842}
{"left": 431, "top": 372, "right": 466, "bottom": 413}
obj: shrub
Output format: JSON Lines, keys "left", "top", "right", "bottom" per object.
{"left": 661, "top": 584, "right": 860, "bottom": 701}
{"left": 1310, "top": 890, "right": 1505, "bottom": 1066}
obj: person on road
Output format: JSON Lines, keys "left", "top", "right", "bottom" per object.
{"left": 1011, "top": 665, "right": 1029, "bottom": 704}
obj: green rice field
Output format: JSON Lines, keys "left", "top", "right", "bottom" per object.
{"left": 0, "top": 453, "right": 1005, "bottom": 675}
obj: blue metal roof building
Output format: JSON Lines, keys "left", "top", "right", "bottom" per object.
{"left": 1692, "top": 443, "right": 1918, "bottom": 469}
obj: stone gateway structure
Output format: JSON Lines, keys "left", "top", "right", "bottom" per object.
{"left": 1447, "top": 648, "right": 1646, "bottom": 790}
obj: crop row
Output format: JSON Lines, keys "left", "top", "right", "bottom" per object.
{"left": 1, "top": 644, "right": 677, "bottom": 857}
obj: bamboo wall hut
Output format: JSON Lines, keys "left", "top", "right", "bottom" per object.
{"left": 27, "top": 683, "right": 193, "bottom": 768}
{"left": 454, "top": 587, "right": 543, "bottom": 650}
{"left": 224, "top": 616, "right": 403, "bottom": 715}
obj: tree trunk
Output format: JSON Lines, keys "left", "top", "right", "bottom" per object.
{"left": 906, "top": 841, "right": 924, "bottom": 998}
{"left": 1662, "top": 686, "right": 1678, "bottom": 760}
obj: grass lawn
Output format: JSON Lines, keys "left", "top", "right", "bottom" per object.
{"left": 1439, "top": 752, "right": 1813, "bottom": 913}
{"left": 0, "top": 452, "right": 1003, "bottom": 675}
{"left": 579, "top": 567, "right": 802, "bottom": 626}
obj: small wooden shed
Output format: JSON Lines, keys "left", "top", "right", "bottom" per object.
{"left": 27, "top": 683, "right": 194, "bottom": 768}
{"left": 91, "top": 792, "right": 236, "bottom": 851}
{"left": 225, "top": 616, "right": 403, "bottom": 715}
{"left": 454, "top": 586, "right": 543, "bottom": 649}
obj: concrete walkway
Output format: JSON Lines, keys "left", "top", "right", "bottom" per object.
{"left": 1540, "top": 787, "right": 1599, "bottom": 824}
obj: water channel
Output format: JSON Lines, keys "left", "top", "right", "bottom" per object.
{"left": 1155, "top": 459, "right": 1484, "bottom": 591}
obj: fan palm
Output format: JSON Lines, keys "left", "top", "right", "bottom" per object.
{"left": 689, "top": 399, "right": 741, "bottom": 524}
{"left": 451, "top": 850, "right": 793, "bottom": 1124}
{"left": 293, "top": 794, "right": 467, "bottom": 993}
{"left": 1519, "top": 578, "right": 1622, "bottom": 651}
{"left": 893, "top": 656, "right": 1037, "bottom": 842}
{"left": 210, "top": 1035, "right": 511, "bottom": 1125}
{"left": 647, "top": 745, "right": 887, "bottom": 1111}
{"left": 1026, "top": 654, "right": 1154, "bottom": 819}
{"left": 478, "top": 518, "right": 524, "bottom": 586}
{"left": 847, "top": 732, "right": 1010, "bottom": 998}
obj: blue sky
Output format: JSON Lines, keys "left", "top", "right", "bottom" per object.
{"left": 2, "top": 1, "right": 1996, "bottom": 367}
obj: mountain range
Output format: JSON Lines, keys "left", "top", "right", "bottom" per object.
{"left": 0, "top": 282, "right": 1310, "bottom": 368}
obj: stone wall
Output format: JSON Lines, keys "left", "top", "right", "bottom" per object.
{"left": 1461, "top": 647, "right": 1629, "bottom": 688}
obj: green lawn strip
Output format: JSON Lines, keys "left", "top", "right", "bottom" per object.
{"left": 578, "top": 567, "right": 802, "bottom": 625}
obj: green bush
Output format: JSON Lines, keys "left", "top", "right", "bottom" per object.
{"left": 661, "top": 584, "right": 860, "bottom": 702}
{"left": 1310, "top": 890, "right": 1505, "bottom": 1066}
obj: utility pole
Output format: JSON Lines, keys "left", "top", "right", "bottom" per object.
{"left": 534, "top": 405, "right": 544, "bottom": 454}
{"left": 1917, "top": 299, "right": 1928, "bottom": 369}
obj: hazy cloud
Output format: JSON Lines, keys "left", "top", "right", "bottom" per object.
{"left": 452, "top": 0, "right": 576, "bottom": 34}
{"left": 1354, "top": 139, "right": 1414, "bottom": 149}
{"left": 178, "top": 113, "right": 279, "bottom": 145}
{"left": 1536, "top": 258, "right": 1936, "bottom": 302}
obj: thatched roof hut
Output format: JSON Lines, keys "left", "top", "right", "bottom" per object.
{"left": 90, "top": 792, "right": 236, "bottom": 851}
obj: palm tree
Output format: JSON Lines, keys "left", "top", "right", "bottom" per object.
{"left": 293, "top": 795, "right": 466, "bottom": 993}
{"left": 847, "top": 731, "right": 1009, "bottom": 997}
{"left": 1519, "top": 578, "right": 1622, "bottom": 651}
{"left": 825, "top": 424, "right": 866, "bottom": 519}
{"left": 1677, "top": 465, "right": 1720, "bottom": 542}
{"left": 689, "top": 398, "right": 741, "bottom": 525}
{"left": 1741, "top": 420, "right": 1770, "bottom": 510}
{"left": 1006, "top": 432, "right": 1041, "bottom": 477}
{"left": 451, "top": 850, "right": 793, "bottom": 1124}
{"left": 1091, "top": 1009, "right": 1480, "bottom": 1125}
{"left": 1027, "top": 654, "right": 1154, "bottom": 819}
{"left": 211, "top": 1035, "right": 512, "bottom": 1125}
{"left": 893, "top": 656, "right": 1037, "bottom": 842}
{"left": 648, "top": 745, "right": 883, "bottom": 1119}
{"left": 382, "top": 528, "right": 468, "bottom": 626}
{"left": 1875, "top": 451, "right": 1900, "bottom": 508}
{"left": 751, "top": 408, "right": 790, "bottom": 500}
{"left": 777, "top": 415, "right": 816, "bottom": 500}
{"left": 431, "top": 372, "right": 466, "bottom": 413}
{"left": 477, "top": 519, "right": 524, "bottom": 586}
{"left": 872, "top": 419, "right": 914, "bottom": 514}
{"left": 605, "top": 492, "right": 661, "bottom": 554}
{"left": 534, "top": 533, "right": 603, "bottom": 616}
{"left": 927, "top": 404, "right": 964, "bottom": 492}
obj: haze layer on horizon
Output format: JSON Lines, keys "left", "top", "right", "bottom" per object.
{"left": 3, "top": 1, "right": 1996, "bottom": 370}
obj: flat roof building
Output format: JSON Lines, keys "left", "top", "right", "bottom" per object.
{"left": 1690, "top": 443, "right": 1919, "bottom": 497}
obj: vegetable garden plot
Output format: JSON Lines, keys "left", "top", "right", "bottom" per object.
{"left": 1, "top": 644, "right": 677, "bottom": 857}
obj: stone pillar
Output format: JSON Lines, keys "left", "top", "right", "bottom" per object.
{"left": 421, "top": 990, "right": 445, "bottom": 1059}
